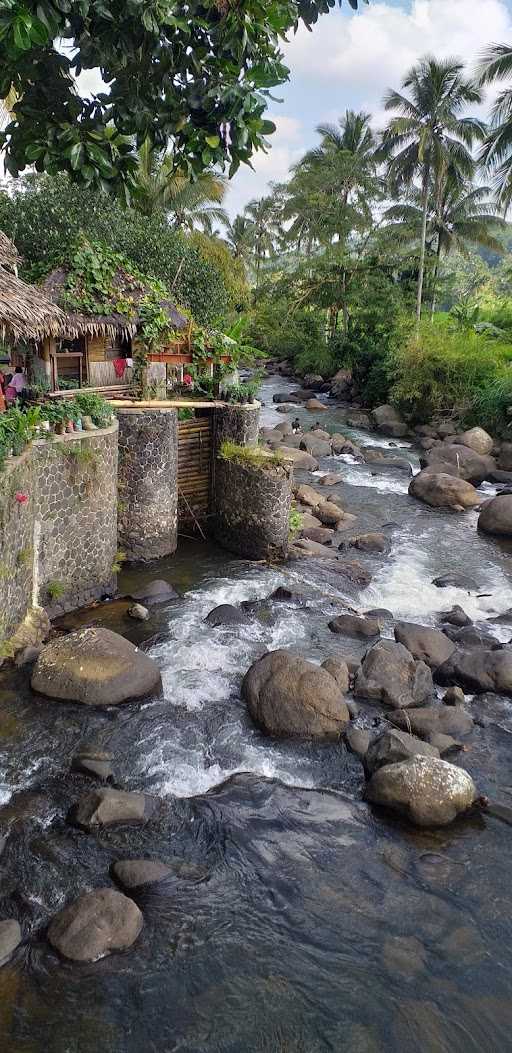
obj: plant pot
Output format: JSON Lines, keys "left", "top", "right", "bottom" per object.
{"left": 55, "top": 422, "right": 65, "bottom": 435}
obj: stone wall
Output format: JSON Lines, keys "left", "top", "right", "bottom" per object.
{"left": 213, "top": 456, "right": 292, "bottom": 560}
{"left": 0, "top": 424, "right": 119, "bottom": 642}
{"left": 117, "top": 409, "right": 178, "bottom": 561}
{"left": 213, "top": 404, "right": 260, "bottom": 454}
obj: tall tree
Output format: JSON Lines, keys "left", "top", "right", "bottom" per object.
{"left": 244, "top": 195, "right": 281, "bottom": 284}
{"left": 223, "top": 215, "right": 254, "bottom": 263}
{"left": 133, "top": 140, "right": 228, "bottom": 232}
{"left": 380, "top": 55, "right": 485, "bottom": 321}
{"left": 478, "top": 44, "right": 512, "bottom": 210}
{"left": 0, "top": 0, "right": 361, "bottom": 195}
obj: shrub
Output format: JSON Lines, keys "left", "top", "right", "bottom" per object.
{"left": 246, "top": 298, "right": 329, "bottom": 375}
{"left": 218, "top": 440, "right": 284, "bottom": 470}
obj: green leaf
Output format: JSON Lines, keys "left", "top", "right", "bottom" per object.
{"left": 70, "top": 142, "right": 84, "bottom": 170}
{"left": 260, "top": 120, "right": 277, "bottom": 135}
{"left": 205, "top": 134, "right": 220, "bottom": 149}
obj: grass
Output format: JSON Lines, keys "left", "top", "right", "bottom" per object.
{"left": 218, "top": 440, "right": 285, "bottom": 470}
{"left": 288, "top": 504, "right": 303, "bottom": 538}
{"left": 47, "top": 580, "right": 66, "bottom": 601}
{"left": 111, "top": 549, "right": 127, "bottom": 574}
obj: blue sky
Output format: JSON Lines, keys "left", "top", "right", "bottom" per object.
{"left": 226, "top": 0, "right": 512, "bottom": 216}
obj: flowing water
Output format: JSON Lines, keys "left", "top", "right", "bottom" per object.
{"left": 1, "top": 376, "right": 512, "bottom": 1051}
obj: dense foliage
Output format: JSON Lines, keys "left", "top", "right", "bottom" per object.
{"left": 0, "top": 0, "right": 357, "bottom": 194}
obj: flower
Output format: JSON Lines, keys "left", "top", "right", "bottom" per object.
{"left": 15, "top": 492, "right": 28, "bottom": 504}
{"left": 183, "top": 373, "right": 193, "bottom": 386}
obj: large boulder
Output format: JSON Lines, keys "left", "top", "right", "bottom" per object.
{"left": 305, "top": 398, "right": 328, "bottom": 412}
{"left": 390, "top": 705, "right": 474, "bottom": 738}
{"left": 316, "top": 502, "right": 354, "bottom": 528}
{"left": 303, "top": 373, "right": 324, "bottom": 391}
{"left": 0, "top": 920, "right": 21, "bottom": 967}
{"left": 365, "top": 757, "right": 477, "bottom": 827}
{"left": 331, "top": 434, "right": 362, "bottom": 458}
{"left": 409, "top": 471, "right": 481, "bottom": 512}
{"left": 435, "top": 648, "right": 512, "bottom": 697}
{"left": 348, "top": 532, "right": 389, "bottom": 554}
{"left": 354, "top": 640, "right": 433, "bottom": 709}
{"left": 330, "top": 368, "right": 352, "bottom": 397}
{"left": 129, "top": 580, "right": 179, "bottom": 605}
{"left": 478, "top": 494, "right": 512, "bottom": 537}
{"left": 439, "top": 606, "right": 472, "bottom": 628}
{"left": 299, "top": 435, "right": 331, "bottom": 457}
{"left": 365, "top": 728, "right": 439, "bottom": 775}
{"left": 498, "top": 442, "right": 512, "bottom": 472}
{"left": 73, "top": 788, "right": 158, "bottom": 830}
{"left": 394, "top": 622, "right": 455, "bottom": 670}
{"left": 242, "top": 649, "right": 350, "bottom": 738}
{"left": 453, "top": 427, "right": 494, "bottom": 456}
{"left": 277, "top": 446, "right": 319, "bottom": 471}
{"left": 31, "top": 628, "right": 161, "bottom": 705}
{"left": 48, "top": 889, "right": 143, "bottom": 962}
{"left": 328, "top": 614, "right": 381, "bottom": 639}
{"left": 371, "top": 405, "right": 408, "bottom": 438}
{"left": 321, "top": 657, "right": 349, "bottom": 693}
{"left": 205, "top": 604, "right": 247, "bottom": 627}
{"left": 273, "top": 392, "right": 300, "bottom": 404}
{"left": 423, "top": 444, "right": 495, "bottom": 484}
{"left": 295, "top": 483, "right": 323, "bottom": 508}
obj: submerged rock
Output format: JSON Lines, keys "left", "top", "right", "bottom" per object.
{"left": 129, "top": 580, "right": 179, "bottom": 605}
{"left": 0, "top": 920, "right": 21, "bottom": 967}
{"left": 394, "top": 622, "right": 455, "bottom": 670}
{"left": 364, "top": 728, "right": 439, "bottom": 775}
{"left": 354, "top": 640, "right": 433, "bottom": 709}
{"left": 73, "top": 788, "right": 158, "bottom": 830}
{"left": 205, "top": 604, "right": 247, "bottom": 627}
{"left": 242, "top": 649, "right": 350, "bottom": 738}
{"left": 48, "top": 889, "right": 143, "bottom": 962}
{"left": 112, "top": 859, "right": 173, "bottom": 889}
{"left": 128, "top": 604, "right": 149, "bottom": 621}
{"left": 348, "top": 532, "right": 389, "bottom": 554}
{"left": 365, "top": 756, "right": 477, "bottom": 827}
{"left": 31, "top": 628, "right": 161, "bottom": 705}
{"left": 72, "top": 750, "right": 114, "bottom": 782}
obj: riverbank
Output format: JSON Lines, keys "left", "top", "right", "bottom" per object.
{"left": 0, "top": 373, "right": 512, "bottom": 1050}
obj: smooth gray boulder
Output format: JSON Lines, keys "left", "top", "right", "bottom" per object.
{"left": 365, "top": 756, "right": 477, "bottom": 827}
{"left": 345, "top": 727, "right": 371, "bottom": 759}
{"left": 0, "top": 920, "right": 21, "bottom": 967}
{"left": 205, "top": 604, "right": 247, "bottom": 627}
{"left": 348, "top": 532, "right": 389, "bottom": 554}
{"left": 390, "top": 705, "right": 474, "bottom": 738}
{"left": 479, "top": 494, "right": 512, "bottom": 537}
{"left": 129, "top": 580, "right": 179, "bottom": 605}
{"left": 354, "top": 640, "right": 433, "bottom": 709}
{"left": 372, "top": 405, "right": 408, "bottom": 438}
{"left": 277, "top": 446, "right": 319, "bottom": 471}
{"left": 73, "top": 788, "right": 158, "bottom": 830}
{"left": 423, "top": 444, "right": 495, "bottom": 484}
{"left": 329, "top": 614, "right": 381, "bottom": 639}
{"left": 299, "top": 435, "right": 331, "bottom": 457}
{"left": 112, "top": 859, "right": 173, "bottom": 889}
{"left": 242, "top": 649, "right": 349, "bottom": 738}
{"left": 439, "top": 606, "right": 472, "bottom": 628}
{"left": 365, "top": 728, "right": 439, "bottom": 775}
{"left": 31, "top": 628, "right": 161, "bottom": 705}
{"left": 394, "top": 622, "right": 455, "bottom": 670}
{"left": 435, "top": 648, "right": 512, "bottom": 696}
{"left": 409, "top": 471, "right": 481, "bottom": 511}
{"left": 48, "top": 889, "right": 143, "bottom": 962}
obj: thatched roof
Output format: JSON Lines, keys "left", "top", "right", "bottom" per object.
{"left": 0, "top": 231, "right": 21, "bottom": 269}
{"left": 41, "top": 267, "right": 188, "bottom": 340}
{"left": 0, "top": 268, "right": 65, "bottom": 343}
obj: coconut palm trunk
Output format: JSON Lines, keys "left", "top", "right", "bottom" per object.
{"left": 416, "top": 163, "right": 431, "bottom": 323}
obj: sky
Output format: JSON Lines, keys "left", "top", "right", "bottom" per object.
{"left": 225, "top": 0, "right": 512, "bottom": 216}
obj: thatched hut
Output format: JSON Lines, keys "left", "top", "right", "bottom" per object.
{"left": 39, "top": 264, "right": 188, "bottom": 390}
{"left": 0, "top": 233, "right": 64, "bottom": 347}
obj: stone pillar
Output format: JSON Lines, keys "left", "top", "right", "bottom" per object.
{"left": 213, "top": 403, "right": 260, "bottom": 453}
{"left": 213, "top": 457, "right": 292, "bottom": 560}
{"left": 117, "top": 408, "right": 178, "bottom": 561}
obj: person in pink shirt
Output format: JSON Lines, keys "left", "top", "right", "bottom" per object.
{"left": 5, "top": 366, "right": 27, "bottom": 404}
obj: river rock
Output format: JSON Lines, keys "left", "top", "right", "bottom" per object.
{"left": 329, "top": 560, "right": 372, "bottom": 587}
{"left": 409, "top": 471, "right": 481, "bottom": 511}
{"left": 128, "top": 604, "right": 149, "bottom": 621}
{"left": 439, "top": 606, "right": 472, "bottom": 628}
{"left": 365, "top": 729, "right": 439, "bottom": 775}
{"left": 427, "top": 732, "right": 462, "bottom": 755}
{"left": 348, "top": 532, "right": 389, "bottom": 554}
{"left": 129, "top": 580, "right": 179, "bottom": 605}
{"left": 365, "top": 756, "right": 477, "bottom": 827}
{"left": 73, "top": 788, "right": 158, "bottom": 830}
{"left": 305, "top": 398, "right": 327, "bottom": 412}
{"left": 390, "top": 705, "right": 474, "bottom": 738}
{"left": 330, "top": 368, "right": 352, "bottom": 397}
{"left": 442, "top": 625, "right": 499, "bottom": 648}
{"left": 453, "top": 427, "right": 494, "bottom": 456}
{"left": 345, "top": 727, "right": 371, "bottom": 759}
{"left": 301, "top": 527, "right": 334, "bottom": 545}
{"left": 112, "top": 859, "right": 173, "bottom": 889}
{"left": 292, "top": 388, "right": 315, "bottom": 402}
{"left": 328, "top": 614, "right": 381, "bottom": 639}
{"left": 48, "top": 889, "right": 143, "bottom": 962}
{"left": 273, "top": 420, "right": 293, "bottom": 435}
{"left": 443, "top": 686, "right": 466, "bottom": 706}
{"left": 347, "top": 413, "right": 372, "bottom": 428}
{"left": 273, "top": 392, "right": 300, "bottom": 404}
{"left": 300, "top": 512, "right": 322, "bottom": 529}
{"left": 31, "top": 628, "right": 161, "bottom": 705}
{"left": 354, "top": 640, "right": 433, "bottom": 709}
{"left": 423, "top": 444, "right": 495, "bottom": 484}
{"left": 205, "top": 604, "right": 247, "bottom": 627}
{"left": 316, "top": 502, "right": 352, "bottom": 527}
{"left": 303, "top": 373, "right": 324, "bottom": 390}
{"left": 331, "top": 434, "right": 362, "bottom": 458}
{"left": 277, "top": 446, "right": 319, "bottom": 471}
{"left": 289, "top": 539, "right": 338, "bottom": 560}
{"left": 478, "top": 494, "right": 512, "bottom": 536}
{"left": 435, "top": 648, "right": 512, "bottom": 696}
{"left": 371, "top": 405, "right": 408, "bottom": 438}
{"left": 498, "top": 442, "right": 512, "bottom": 471}
{"left": 295, "top": 483, "right": 322, "bottom": 508}
{"left": 300, "top": 436, "right": 331, "bottom": 457}
{"left": 0, "top": 920, "right": 21, "bottom": 967}
{"left": 416, "top": 424, "right": 439, "bottom": 438}
{"left": 321, "top": 657, "right": 349, "bottom": 693}
{"left": 242, "top": 649, "right": 350, "bottom": 738}
{"left": 394, "top": 622, "right": 455, "bottom": 670}
{"left": 275, "top": 404, "right": 294, "bottom": 414}
{"left": 318, "top": 473, "right": 342, "bottom": 485}
{"left": 72, "top": 750, "right": 114, "bottom": 781}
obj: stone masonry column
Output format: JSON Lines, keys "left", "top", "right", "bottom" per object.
{"left": 212, "top": 403, "right": 260, "bottom": 454}
{"left": 117, "top": 408, "right": 178, "bottom": 562}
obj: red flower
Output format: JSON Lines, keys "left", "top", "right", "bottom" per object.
{"left": 15, "top": 492, "right": 29, "bottom": 504}
{"left": 183, "top": 373, "right": 193, "bottom": 386}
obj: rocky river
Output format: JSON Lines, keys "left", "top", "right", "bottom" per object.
{"left": 1, "top": 373, "right": 512, "bottom": 1051}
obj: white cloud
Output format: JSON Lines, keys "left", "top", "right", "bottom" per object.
{"left": 225, "top": 115, "right": 304, "bottom": 215}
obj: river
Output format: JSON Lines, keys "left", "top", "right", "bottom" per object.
{"left": 1, "top": 374, "right": 512, "bottom": 1051}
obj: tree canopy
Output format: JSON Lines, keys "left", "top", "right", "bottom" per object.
{"left": 0, "top": 0, "right": 358, "bottom": 196}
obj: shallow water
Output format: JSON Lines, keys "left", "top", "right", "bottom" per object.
{"left": 1, "top": 376, "right": 512, "bottom": 1051}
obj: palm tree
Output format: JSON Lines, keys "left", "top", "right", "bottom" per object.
{"left": 223, "top": 214, "right": 254, "bottom": 263}
{"left": 133, "top": 139, "right": 228, "bottom": 231}
{"left": 380, "top": 56, "right": 485, "bottom": 321}
{"left": 243, "top": 195, "right": 281, "bottom": 284}
{"left": 478, "top": 44, "right": 512, "bottom": 210}
{"left": 384, "top": 176, "right": 504, "bottom": 315}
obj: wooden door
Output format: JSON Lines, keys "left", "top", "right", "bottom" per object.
{"left": 177, "top": 415, "right": 212, "bottom": 530}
